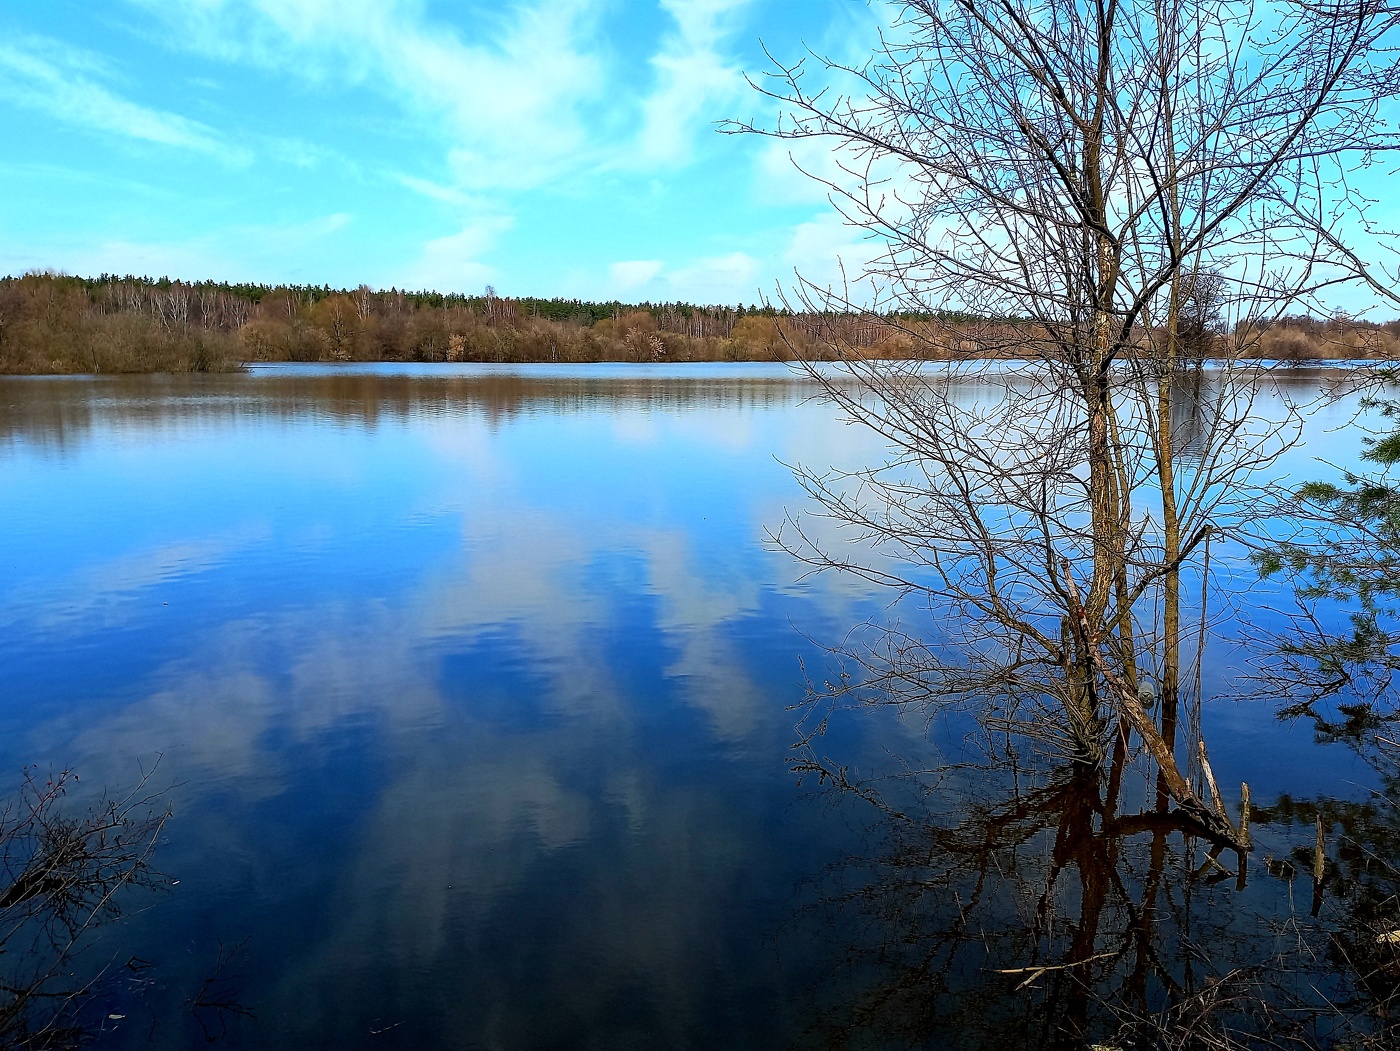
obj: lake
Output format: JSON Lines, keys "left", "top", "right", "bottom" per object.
{"left": 0, "top": 363, "right": 1390, "bottom": 1049}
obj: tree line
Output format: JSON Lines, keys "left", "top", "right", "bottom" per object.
{"left": 0, "top": 271, "right": 923, "bottom": 373}
{"left": 1, "top": 271, "right": 1395, "bottom": 374}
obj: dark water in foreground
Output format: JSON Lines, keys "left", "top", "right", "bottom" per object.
{"left": 0, "top": 363, "right": 1389, "bottom": 1049}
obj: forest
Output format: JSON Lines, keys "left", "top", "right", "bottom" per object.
{"left": 0, "top": 270, "right": 1397, "bottom": 373}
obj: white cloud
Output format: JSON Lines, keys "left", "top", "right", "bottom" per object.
{"left": 781, "top": 209, "right": 885, "bottom": 306}
{"left": 584, "top": 250, "right": 759, "bottom": 304}
{"left": 669, "top": 250, "right": 760, "bottom": 301}
{"left": 260, "top": 136, "right": 350, "bottom": 171}
{"left": 633, "top": 0, "right": 754, "bottom": 167}
{"left": 94, "top": 0, "right": 799, "bottom": 293}
{"left": 5, "top": 238, "right": 231, "bottom": 284}
{"left": 0, "top": 34, "right": 246, "bottom": 162}
{"left": 609, "top": 259, "right": 665, "bottom": 291}
{"left": 0, "top": 212, "right": 353, "bottom": 284}
{"left": 395, "top": 175, "right": 480, "bottom": 209}
{"left": 755, "top": 135, "right": 852, "bottom": 206}
{"left": 133, "top": 0, "right": 606, "bottom": 191}
{"left": 132, "top": 0, "right": 760, "bottom": 189}
{"left": 391, "top": 216, "right": 514, "bottom": 293}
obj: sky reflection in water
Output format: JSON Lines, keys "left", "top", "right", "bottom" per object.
{"left": 0, "top": 363, "right": 1384, "bottom": 1048}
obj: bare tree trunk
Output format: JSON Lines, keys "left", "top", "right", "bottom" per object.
{"left": 1156, "top": 318, "right": 1183, "bottom": 810}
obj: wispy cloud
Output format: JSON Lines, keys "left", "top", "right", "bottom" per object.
{"left": 116, "top": 0, "right": 767, "bottom": 290}
{"left": 0, "top": 0, "right": 868, "bottom": 298}
{"left": 632, "top": 0, "right": 754, "bottom": 167}
{"left": 586, "top": 251, "right": 760, "bottom": 304}
{"left": 395, "top": 175, "right": 481, "bottom": 209}
{"left": 782, "top": 210, "right": 880, "bottom": 296}
{"left": 131, "top": 0, "right": 607, "bottom": 191}
{"left": 609, "top": 259, "right": 665, "bottom": 292}
{"left": 0, "top": 212, "right": 353, "bottom": 284}
{"left": 130, "top": 0, "right": 756, "bottom": 188}
{"left": 0, "top": 34, "right": 247, "bottom": 162}
{"left": 389, "top": 215, "right": 514, "bottom": 293}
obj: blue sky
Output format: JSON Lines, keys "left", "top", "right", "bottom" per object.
{"left": 4, "top": 1, "right": 1398, "bottom": 314}
{"left": 0, "top": 0, "right": 882, "bottom": 303}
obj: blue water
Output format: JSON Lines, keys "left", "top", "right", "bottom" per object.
{"left": 0, "top": 363, "right": 1386, "bottom": 1049}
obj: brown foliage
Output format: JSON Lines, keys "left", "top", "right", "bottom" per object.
{"left": 1239, "top": 317, "right": 1400, "bottom": 363}
{"left": 2, "top": 272, "right": 1398, "bottom": 373}
{"left": 0, "top": 273, "right": 241, "bottom": 374}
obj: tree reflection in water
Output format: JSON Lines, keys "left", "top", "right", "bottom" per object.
{"left": 0, "top": 763, "right": 252, "bottom": 1049}
{"left": 790, "top": 735, "right": 1400, "bottom": 1050}
{"left": 760, "top": 344, "right": 1395, "bottom": 1046}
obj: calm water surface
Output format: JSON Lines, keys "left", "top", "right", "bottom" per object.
{"left": 0, "top": 363, "right": 1383, "bottom": 1049}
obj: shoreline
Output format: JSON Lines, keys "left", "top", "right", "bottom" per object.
{"left": 2, "top": 355, "right": 1390, "bottom": 378}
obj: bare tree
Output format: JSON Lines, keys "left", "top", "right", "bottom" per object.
{"left": 791, "top": 739, "right": 1400, "bottom": 1050}
{"left": 0, "top": 764, "right": 171, "bottom": 1049}
{"left": 729, "top": 0, "right": 1400, "bottom": 848}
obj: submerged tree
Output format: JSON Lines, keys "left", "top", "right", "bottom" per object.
{"left": 789, "top": 737, "right": 1400, "bottom": 1050}
{"left": 730, "top": 0, "right": 1400, "bottom": 848}
{"left": 0, "top": 765, "right": 170, "bottom": 1049}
